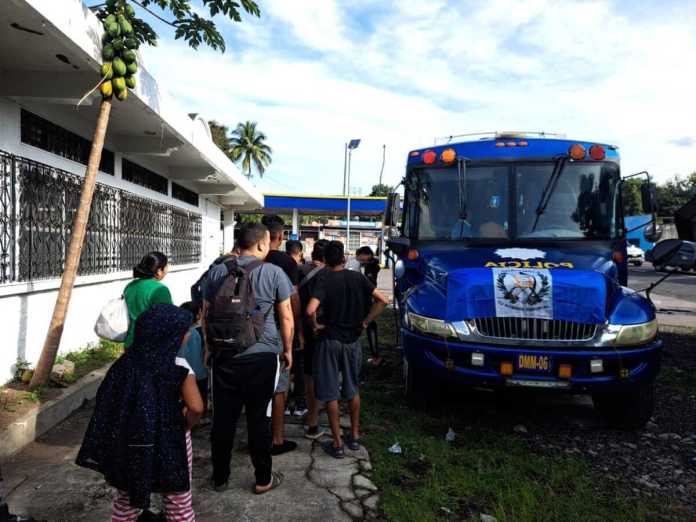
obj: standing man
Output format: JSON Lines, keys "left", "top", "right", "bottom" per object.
{"left": 355, "top": 246, "right": 382, "bottom": 365}
{"left": 307, "top": 241, "right": 388, "bottom": 458}
{"left": 204, "top": 223, "right": 294, "bottom": 493}
{"left": 285, "top": 239, "right": 308, "bottom": 416}
{"left": 298, "top": 239, "right": 329, "bottom": 439}
{"left": 261, "top": 215, "right": 300, "bottom": 455}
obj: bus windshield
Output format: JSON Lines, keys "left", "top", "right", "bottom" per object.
{"left": 404, "top": 161, "right": 621, "bottom": 241}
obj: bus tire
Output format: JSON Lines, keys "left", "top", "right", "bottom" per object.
{"left": 592, "top": 382, "right": 655, "bottom": 430}
{"left": 403, "top": 357, "right": 441, "bottom": 414}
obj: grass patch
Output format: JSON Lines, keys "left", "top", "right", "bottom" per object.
{"left": 56, "top": 339, "right": 123, "bottom": 383}
{"left": 360, "top": 309, "right": 660, "bottom": 521}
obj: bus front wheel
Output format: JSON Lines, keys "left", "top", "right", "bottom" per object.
{"left": 592, "top": 382, "right": 656, "bottom": 430}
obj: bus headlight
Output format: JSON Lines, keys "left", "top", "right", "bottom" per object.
{"left": 611, "top": 319, "right": 658, "bottom": 346}
{"left": 406, "top": 312, "right": 456, "bottom": 338}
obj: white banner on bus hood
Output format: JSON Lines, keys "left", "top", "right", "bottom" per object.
{"left": 493, "top": 268, "right": 553, "bottom": 319}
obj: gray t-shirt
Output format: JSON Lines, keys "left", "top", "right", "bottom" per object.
{"left": 203, "top": 255, "right": 294, "bottom": 355}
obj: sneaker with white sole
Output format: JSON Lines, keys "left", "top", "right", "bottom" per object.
{"left": 304, "top": 425, "right": 326, "bottom": 440}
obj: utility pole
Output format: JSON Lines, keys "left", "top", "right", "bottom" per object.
{"left": 345, "top": 139, "right": 361, "bottom": 252}
{"left": 379, "top": 144, "right": 386, "bottom": 186}
{"left": 342, "top": 142, "right": 348, "bottom": 195}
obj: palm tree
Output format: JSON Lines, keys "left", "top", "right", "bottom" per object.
{"left": 229, "top": 121, "right": 272, "bottom": 178}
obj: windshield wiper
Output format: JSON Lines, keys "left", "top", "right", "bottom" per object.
{"left": 531, "top": 155, "right": 568, "bottom": 232}
{"left": 457, "top": 158, "right": 468, "bottom": 220}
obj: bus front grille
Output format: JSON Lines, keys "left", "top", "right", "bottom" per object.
{"left": 474, "top": 317, "right": 597, "bottom": 342}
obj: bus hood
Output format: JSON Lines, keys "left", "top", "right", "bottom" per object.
{"left": 413, "top": 245, "right": 619, "bottom": 324}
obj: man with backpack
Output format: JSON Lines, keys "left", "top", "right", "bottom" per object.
{"left": 202, "top": 222, "right": 294, "bottom": 494}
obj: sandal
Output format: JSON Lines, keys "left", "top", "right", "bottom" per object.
{"left": 254, "top": 471, "right": 284, "bottom": 495}
{"left": 321, "top": 439, "right": 345, "bottom": 459}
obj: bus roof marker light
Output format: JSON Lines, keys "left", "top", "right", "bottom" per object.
{"left": 423, "top": 150, "right": 437, "bottom": 164}
{"left": 410, "top": 151, "right": 420, "bottom": 157}
{"left": 506, "top": 142, "right": 517, "bottom": 147}
{"left": 441, "top": 148, "right": 457, "bottom": 163}
{"left": 569, "top": 143, "right": 586, "bottom": 160}
{"left": 589, "top": 144, "right": 606, "bottom": 161}
{"left": 495, "top": 142, "right": 505, "bottom": 148}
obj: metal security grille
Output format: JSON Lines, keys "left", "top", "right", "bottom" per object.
{"left": 20, "top": 109, "right": 115, "bottom": 175}
{"left": 474, "top": 317, "right": 597, "bottom": 342}
{"left": 0, "top": 150, "right": 201, "bottom": 284}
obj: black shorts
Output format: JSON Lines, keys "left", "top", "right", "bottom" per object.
{"left": 303, "top": 341, "right": 315, "bottom": 377}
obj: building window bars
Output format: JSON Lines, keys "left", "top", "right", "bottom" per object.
{"left": 122, "top": 158, "right": 169, "bottom": 195}
{"left": 20, "top": 109, "right": 115, "bottom": 175}
{"left": 0, "top": 150, "right": 201, "bottom": 285}
{"left": 172, "top": 182, "right": 199, "bottom": 207}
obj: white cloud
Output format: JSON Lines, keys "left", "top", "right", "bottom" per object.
{"left": 144, "top": 0, "right": 696, "bottom": 196}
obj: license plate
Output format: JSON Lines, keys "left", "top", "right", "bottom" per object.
{"left": 517, "top": 354, "right": 552, "bottom": 373}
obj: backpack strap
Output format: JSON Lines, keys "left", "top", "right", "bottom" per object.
{"left": 298, "top": 265, "right": 322, "bottom": 290}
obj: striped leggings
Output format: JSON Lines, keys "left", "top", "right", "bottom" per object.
{"left": 112, "top": 431, "right": 195, "bottom": 522}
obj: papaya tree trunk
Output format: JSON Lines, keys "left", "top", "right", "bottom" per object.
{"left": 29, "top": 99, "right": 113, "bottom": 390}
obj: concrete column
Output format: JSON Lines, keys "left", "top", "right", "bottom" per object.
{"left": 223, "top": 210, "right": 236, "bottom": 253}
{"left": 292, "top": 208, "right": 299, "bottom": 238}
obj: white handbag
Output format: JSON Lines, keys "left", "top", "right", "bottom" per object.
{"left": 94, "top": 296, "right": 130, "bottom": 342}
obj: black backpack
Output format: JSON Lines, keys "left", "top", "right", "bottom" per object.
{"left": 205, "top": 257, "right": 265, "bottom": 352}
{"left": 190, "top": 255, "right": 232, "bottom": 306}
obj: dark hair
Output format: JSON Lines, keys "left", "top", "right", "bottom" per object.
{"left": 324, "top": 240, "right": 345, "bottom": 267}
{"left": 179, "top": 301, "right": 201, "bottom": 320}
{"left": 237, "top": 222, "right": 268, "bottom": 250}
{"left": 285, "top": 239, "right": 303, "bottom": 256}
{"left": 312, "top": 239, "right": 330, "bottom": 262}
{"left": 356, "top": 246, "right": 374, "bottom": 257}
{"left": 262, "top": 215, "right": 284, "bottom": 241}
{"left": 133, "top": 251, "right": 168, "bottom": 279}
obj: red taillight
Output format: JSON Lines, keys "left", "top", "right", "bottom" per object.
{"left": 423, "top": 150, "right": 436, "bottom": 164}
{"left": 589, "top": 144, "right": 606, "bottom": 161}
{"left": 569, "top": 143, "right": 586, "bottom": 160}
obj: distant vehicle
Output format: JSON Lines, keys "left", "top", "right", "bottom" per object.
{"left": 385, "top": 132, "right": 663, "bottom": 430}
{"left": 627, "top": 244, "right": 645, "bottom": 266}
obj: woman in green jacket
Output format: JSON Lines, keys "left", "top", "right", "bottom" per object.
{"left": 123, "top": 252, "right": 173, "bottom": 348}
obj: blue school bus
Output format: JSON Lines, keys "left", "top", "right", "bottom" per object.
{"left": 385, "top": 132, "right": 662, "bottom": 429}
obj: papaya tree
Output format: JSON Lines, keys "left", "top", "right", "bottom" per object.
{"left": 30, "top": 0, "right": 262, "bottom": 389}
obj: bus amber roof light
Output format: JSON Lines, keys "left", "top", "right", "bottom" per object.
{"left": 506, "top": 142, "right": 517, "bottom": 147}
{"left": 441, "top": 148, "right": 456, "bottom": 163}
{"left": 569, "top": 143, "right": 586, "bottom": 160}
{"left": 495, "top": 142, "right": 506, "bottom": 148}
{"left": 423, "top": 150, "right": 437, "bottom": 164}
{"left": 589, "top": 144, "right": 606, "bottom": 161}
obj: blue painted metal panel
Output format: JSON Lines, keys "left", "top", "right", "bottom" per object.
{"left": 626, "top": 214, "right": 654, "bottom": 250}
{"left": 407, "top": 138, "right": 620, "bottom": 166}
{"left": 263, "top": 195, "right": 387, "bottom": 214}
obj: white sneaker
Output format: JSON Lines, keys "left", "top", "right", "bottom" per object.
{"left": 294, "top": 407, "right": 309, "bottom": 417}
{"left": 284, "top": 408, "right": 292, "bottom": 416}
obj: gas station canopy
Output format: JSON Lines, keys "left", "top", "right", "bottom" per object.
{"left": 244, "top": 193, "right": 387, "bottom": 216}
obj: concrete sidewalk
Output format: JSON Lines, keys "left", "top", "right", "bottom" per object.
{"left": 3, "top": 406, "right": 379, "bottom": 521}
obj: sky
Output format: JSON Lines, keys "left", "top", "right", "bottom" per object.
{"left": 137, "top": 0, "right": 696, "bottom": 195}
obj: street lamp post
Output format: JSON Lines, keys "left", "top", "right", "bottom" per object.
{"left": 346, "top": 138, "right": 360, "bottom": 253}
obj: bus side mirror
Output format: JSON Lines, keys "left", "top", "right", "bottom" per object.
{"left": 643, "top": 223, "right": 663, "bottom": 243}
{"left": 641, "top": 182, "right": 658, "bottom": 214}
{"left": 650, "top": 239, "right": 696, "bottom": 270}
{"left": 385, "top": 193, "right": 401, "bottom": 227}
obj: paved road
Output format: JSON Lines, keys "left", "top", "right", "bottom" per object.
{"left": 628, "top": 265, "right": 696, "bottom": 304}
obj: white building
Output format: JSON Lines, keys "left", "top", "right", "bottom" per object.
{"left": 0, "top": 0, "right": 262, "bottom": 380}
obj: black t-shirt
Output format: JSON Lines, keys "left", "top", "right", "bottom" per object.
{"left": 299, "top": 265, "right": 327, "bottom": 343}
{"left": 362, "top": 258, "right": 380, "bottom": 286}
{"left": 312, "top": 269, "right": 376, "bottom": 343}
{"left": 266, "top": 250, "right": 299, "bottom": 286}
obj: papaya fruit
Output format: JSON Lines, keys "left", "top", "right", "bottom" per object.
{"left": 112, "top": 38, "right": 125, "bottom": 52}
{"left": 21, "top": 369, "right": 34, "bottom": 384}
{"left": 116, "top": 88, "right": 129, "bottom": 101}
{"left": 113, "top": 77, "right": 126, "bottom": 92}
{"left": 100, "top": 80, "right": 113, "bottom": 98}
{"left": 120, "top": 20, "right": 133, "bottom": 35}
{"left": 113, "top": 57, "right": 127, "bottom": 76}
{"left": 102, "top": 44, "right": 115, "bottom": 61}
{"left": 101, "top": 62, "right": 114, "bottom": 80}
{"left": 126, "top": 61, "right": 138, "bottom": 75}
{"left": 104, "top": 14, "right": 116, "bottom": 26}
{"left": 122, "top": 49, "right": 136, "bottom": 63}
{"left": 125, "top": 4, "right": 136, "bottom": 18}
{"left": 125, "top": 75, "right": 136, "bottom": 89}
{"left": 125, "top": 37, "right": 139, "bottom": 50}
{"left": 107, "top": 22, "right": 120, "bottom": 38}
